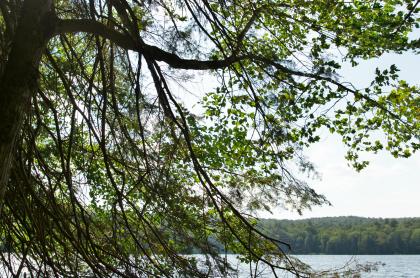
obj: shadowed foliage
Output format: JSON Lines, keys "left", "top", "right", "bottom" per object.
{"left": 0, "top": 0, "right": 419, "bottom": 276}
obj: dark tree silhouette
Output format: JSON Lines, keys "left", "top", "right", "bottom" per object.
{"left": 0, "top": 0, "right": 418, "bottom": 276}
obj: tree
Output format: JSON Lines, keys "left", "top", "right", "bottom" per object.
{"left": 0, "top": 0, "right": 419, "bottom": 276}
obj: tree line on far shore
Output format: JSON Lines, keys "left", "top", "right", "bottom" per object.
{"left": 259, "top": 216, "right": 420, "bottom": 254}
{"left": 4, "top": 216, "right": 418, "bottom": 255}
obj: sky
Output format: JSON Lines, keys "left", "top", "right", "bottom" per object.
{"left": 171, "top": 43, "right": 420, "bottom": 220}
{"left": 266, "top": 50, "right": 420, "bottom": 220}
{"left": 269, "top": 128, "right": 420, "bottom": 220}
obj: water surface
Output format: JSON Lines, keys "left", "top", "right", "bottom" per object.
{"left": 193, "top": 254, "right": 420, "bottom": 277}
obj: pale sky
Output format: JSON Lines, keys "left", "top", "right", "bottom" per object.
{"left": 171, "top": 41, "right": 420, "bottom": 220}
{"left": 269, "top": 50, "right": 420, "bottom": 220}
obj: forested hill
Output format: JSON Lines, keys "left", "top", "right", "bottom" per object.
{"left": 258, "top": 217, "right": 420, "bottom": 254}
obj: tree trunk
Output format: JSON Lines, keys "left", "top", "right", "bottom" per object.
{"left": 0, "top": 0, "right": 53, "bottom": 208}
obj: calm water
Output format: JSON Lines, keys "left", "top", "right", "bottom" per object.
{"left": 295, "top": 255, "right": 420, "bottom": 277}
{"left": 193, "top": 254, "right": 420, "bottom": 277}
{"left": 2, "top": 254, "right": 419, "bottom": 277}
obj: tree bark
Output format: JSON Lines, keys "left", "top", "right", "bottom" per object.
{"left": 0, "top": 0, "right": 53, "bottom": 208}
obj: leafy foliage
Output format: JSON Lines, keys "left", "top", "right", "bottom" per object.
{"left": 0, "top": 0, "right": 419, "bottom": 276}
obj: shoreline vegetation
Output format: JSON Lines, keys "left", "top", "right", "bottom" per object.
{"left": 5, "top": 216, "right": 415, "bottom": 256}
{"left": 261, "top": 216, "right": 420, "bottom": 255}
{"left": 182, "top": 216, "right": 420, "bottom": 255}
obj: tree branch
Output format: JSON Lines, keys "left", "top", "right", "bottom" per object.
{"left": 55, "top": 19, "right": 245, "bottom": 70}
{"left": 55, "top": 19, "right": 135, "bottom": 49}
{"left": 54, "top": 19, "right": 407, "bottom": 125}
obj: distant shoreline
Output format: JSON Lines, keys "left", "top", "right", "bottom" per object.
{"left": 181, "top": 216, "right": 420, "bottom": 255}
{"left": 257, "top": 216, "right": 420, "bottom": 255}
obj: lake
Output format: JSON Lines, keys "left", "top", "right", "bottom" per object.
{"left": 193, "top": 254, "right": 420, "bottom": 277}
{"left": 2, "top": 254, "right": 420, "bottom": 277}
{"left": 296, "top": 255, "right": 420, "bottom": 277}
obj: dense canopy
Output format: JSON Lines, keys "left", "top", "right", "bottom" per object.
{"left": 0, "top": 0, "right": 419, "bottom": 276}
